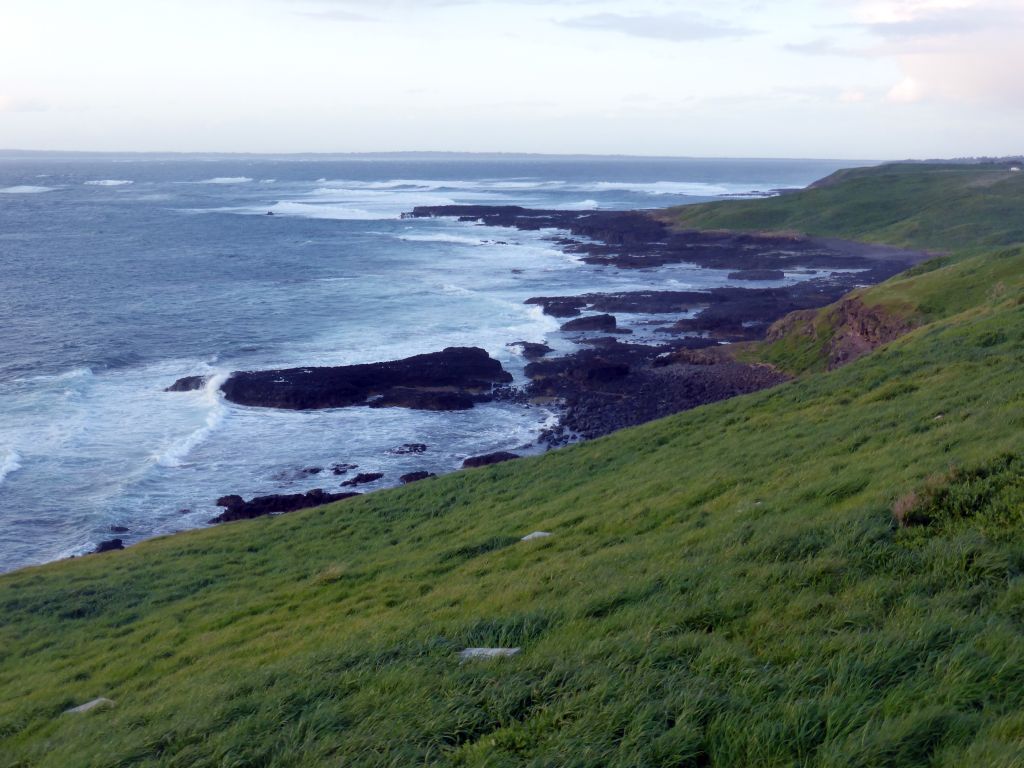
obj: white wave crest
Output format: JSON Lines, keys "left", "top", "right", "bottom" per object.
{"left": 0, "top": 185, "right": 54, "bottom": 194}
{"left": 85, "top": 179, "right": 133, "bottom": 186}
{"left": 0, "top": 450, "right": 22, "bottom": 486}
{"left": 153, "top": 372, "right": 229, "bottom": 467}
{"left": 266, "top": 201, "right": 395, "bottom": 220}
{"left": 200, "top": 177, "right": 253, "bottom": 184}
{"left": 399, "top": 233, "right": 490, "bottom": 245}
{"left": 561, "top": 199, "right": 600, "bottom": 210}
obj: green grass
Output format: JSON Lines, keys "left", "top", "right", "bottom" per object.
{"left": 662, "top": 162, "right": 1024, "bottom": 251}
{"left": 3, "top": 162, "right": 1024, "bottom": 767}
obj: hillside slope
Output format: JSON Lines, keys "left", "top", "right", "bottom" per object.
{"left": 3, "top": 163, "right": 1024, "bottom": 767}
{"left": 663, "top": 162, "right": 1024, "bottom": 251}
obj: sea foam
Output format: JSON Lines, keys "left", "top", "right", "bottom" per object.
{"left": 0, "top": 450, "right": 22, "bottom": 487}
{"left": 200, "top": 177, "right": 253, "bottom": 185}
{"left": 84, "top": 179, "right": 133, "bottom": 186}
{"left": 152, "top": 372, "right": 229, "bottom": 468}
{"left": 0, "top": 185, "right": 54, "bottom": 194}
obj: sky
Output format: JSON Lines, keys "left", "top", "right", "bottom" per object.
{"left": 0, "top": 0, "right": 1021, "bottom": 158}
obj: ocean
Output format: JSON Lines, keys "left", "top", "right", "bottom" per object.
{"left": 0, "top": 154, "right": 853, "bottom": 572}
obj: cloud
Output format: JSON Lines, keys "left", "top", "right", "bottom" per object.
{"left": 0, "top": 96, "right": 49, "bottom": 113}
{"left": 886, "top": 76, "right": 923, "bottom": 102}
{"left": 559, "top": 11, "right": 752, "bottom": 41}
{"left": 784, "top": 37, "right": 868, "bottom": 56}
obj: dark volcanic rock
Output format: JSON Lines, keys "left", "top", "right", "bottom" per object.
{"left": 340, "top": 472, "right": 384, "bottom": 487}
{"left": 331, "top": 463, "right": 358, "bottom": 475}
{"left": 211, "top": 489, "right": 358, "bottom": 523}
{"left": 108, "top": 525, "right": 130, "bottom": 534}
{"left": 220, "top": 347, "right": 512, "bottom": 410}
{"left": 389, "top": 443, "right": 428, "bottom": 455}
{"left": 368, "top": 388, "right": 476, "bottom": 411}
{"left": 525, "top": 297, "right": 585, "bottom": 318}
{"left": 462, "top": 451, "right": 520, "bottom": 469}
{"left": 728, "top": 269, "right": 786, "bottom": 281}
{"left": 508, "top": 341, "right": 553, "bottom": 359}
{"left": 94, "top": 539, "right": 124, "bottom": 553}
{"left": 400, "top": 471, "right": 436, "bottom": 484}
{"left": 560, "top": 314, "right": 619, "bottom": 332}
{"left": 165, "top": 375, "right": 207, "bottom": 392}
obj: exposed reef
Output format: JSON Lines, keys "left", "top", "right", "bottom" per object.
{"left": 169, "top": 347, "right": 512, "bottom": 411}
{"left": 211, "top": 489, "right": 360, "bottom": 523}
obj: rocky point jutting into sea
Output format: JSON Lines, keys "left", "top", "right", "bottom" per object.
{"left": 165, "top": 203, "right": 930, "bottom": 523}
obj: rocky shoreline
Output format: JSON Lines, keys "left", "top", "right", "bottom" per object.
{"left": 409, "top": 205, "right": 930, "bottom": 443}
{"left": 158, "top": 206, "right": 931, "bottom": 527}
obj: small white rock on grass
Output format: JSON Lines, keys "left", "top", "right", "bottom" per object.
{"left": 520, "top": 531, "right": 551, "bottom": 542}
{"left": 459, "top": 648, "right": 521, "bottom": 662}
{"left": 64, "top": 698, "right": 115, "bottom": 714}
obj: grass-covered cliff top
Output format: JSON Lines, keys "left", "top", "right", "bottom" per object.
{"left": 3, "top": 162, "right": 1024, "bottom": 767}
{"left": 662, "top": 161, "right": 1024, "bottom": 251}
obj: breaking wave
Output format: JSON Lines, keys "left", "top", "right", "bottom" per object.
{"left": 0, "top": 185, "right": 54, "bottom": 194}
{"left": 0, "top": 450, "right": 22, "bottom": 487}
{"left": 85, "top": 179, "right": 133, "bottom": 186}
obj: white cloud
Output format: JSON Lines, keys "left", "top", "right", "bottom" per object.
{"left": 886, "top": 76, "right": 923, "bottom": 102}
{"left": 560, "top": 11, "right": 752, "bottom": 41}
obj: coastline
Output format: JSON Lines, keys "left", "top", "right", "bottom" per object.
{"left": 140, "top": 204, "right": 932, "bottom": 542}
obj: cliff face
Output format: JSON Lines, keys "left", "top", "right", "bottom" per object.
{"left": 823, "top": 298, "right": 916, "bottom": 369}
{"left": 765, "top": 297, "right": 916, "bottom": 371}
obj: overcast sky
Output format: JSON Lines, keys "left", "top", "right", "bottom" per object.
{"left": 0, "top": 0, "right": 1021, "bottom": 158}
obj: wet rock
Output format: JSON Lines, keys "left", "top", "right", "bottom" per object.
{"left": 210, "top": 489, "right": 359, "bottom": 523}
{"left": 508, "top": 341, "right": 553, "bottom": 359}
{"left": 462, "top": 451, "right": 520, "bottom": 469}
{"left": 525, "top": 296, "right": 586, "bottom": 318}
{"left": 108, "top": 525, "right": 130, "bottom": 534}
{"left": 331, "top": 463, "right": 358, "bottom": 475}
{"left": 560, "top": 314, "right": 619, "bottom": 332}
{"left": 165, "top": 375, "right": 207, "bottom": 392}
{"left": 400, "top": 471, "right": 436, "bottom": 484}
{"left": 94, "top": 539, "right": 124, "bottom": 553}
{"left": 340, "top": 472, "right": 384, "bottom": 487}
{"left": 368, "top": 388, "right": 476, "bottom": 411}
{"left": 220, "top": 347, "right": 512, "bottom": 411}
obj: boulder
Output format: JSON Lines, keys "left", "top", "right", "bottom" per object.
{"left": 508, "top": 341, "right": 553, "bottom": 360}
{"left": 400, "top": 471, "right": 436, "bottom": 484}
{"left": 340, "top": 472, "right": 384, "bottom": 487}
{"left": 108, "top": 525, "right": 130, "bottom": 534}
{"left": 560, "top": 314, "right": 619, "bottom": 332}
{"left": 165, "top": 375, "right": 207, "bottom": 392}
{"left": 462, "top": 451, "right": 520, "bottom": 469}
{"left": 94, "top": 539, "right": 124, "bottom": 553}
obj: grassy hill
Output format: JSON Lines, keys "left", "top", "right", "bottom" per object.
{"left": 3, "top": 163, "right": 1024, "bottom": 767}
{"left": 663, "top": 161, "right": 1024, "bottom": 251}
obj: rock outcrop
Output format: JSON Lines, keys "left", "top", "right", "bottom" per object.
{"left": 210, "top": 489, "right": 359, "bottom": 523}
{"left": 216, "top": 347, "right": 512, "bottom": 411}
{"left": 462, "top": 451, "right": 521, "bottom": 469}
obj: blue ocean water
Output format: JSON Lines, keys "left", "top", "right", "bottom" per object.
{"left": 0, "top": 154, "right": 853, "bottom": 571}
